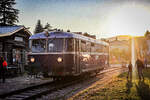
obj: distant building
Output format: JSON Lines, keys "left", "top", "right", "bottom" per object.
{"left": 0, "top": 25, "right": 31, "bottom": 73}
{"left": 109, "top": 40, "right": 130, "bottom": 51}
{"left": 107, "top": 35, "right": 131, "bottom": 51}
{"left": 105, "top": 35, "right": 131, "bottom": 64}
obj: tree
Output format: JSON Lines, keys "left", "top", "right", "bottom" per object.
{"left": 0, "top": 0, "right": 19, "bottom": 26}
{"left": 44, "top": 23, "right": 52, "bottom": 31}
{"left": 145, "top": 30, "right": 150, "bottom": 38}
{"left": 83, "top": 32, "right": 96, "bottom": 39}
{"left": 34, "top": 19, "right": 43, "bottom": 34}
{"left": 67, "top": 29, "right": 70, "bottom": 32}
{"left": 83, "top": 32, "right": 89, "bottom": 37}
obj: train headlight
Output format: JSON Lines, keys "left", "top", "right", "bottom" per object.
{"left": 57, "top": 57, "right": 62, "bottom": 63}
{"left": 30, "top": 57, "right": 35, "bottom": 63}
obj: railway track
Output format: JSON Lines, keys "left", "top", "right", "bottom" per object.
{"left": 0, "top": 67, "right": 126, "bottom": 100}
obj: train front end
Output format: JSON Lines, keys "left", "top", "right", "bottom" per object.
{"left": 28, "top": 32, "right": 75, "bottom": 78}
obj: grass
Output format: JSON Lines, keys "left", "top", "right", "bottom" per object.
{"left": 70, "top": 68, "right": 150, "bottom": 100}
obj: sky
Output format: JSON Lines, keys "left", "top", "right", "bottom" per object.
{"left": 15, "top": 0, "right": 150, "bottom": 38}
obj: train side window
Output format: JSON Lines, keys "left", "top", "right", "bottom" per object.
{"left": 103, "top": 45, "right": 106, "bottom": 53}
{"left": 81, "top": 40, "right": 86, "bottom": 52}
{"left": 66, "top": 38, "right": 74, "bottom": 52}
{"left": 91, "top": 42, "right": 96, "bottom": 52}
{"left": 102, "top": 45, "right": 106, "bottom": 53}
{"left": 99, "top": 44, "right": 103, "bottom": 52}
{"left": 95, "top": 44, "right": 102, "bottom": 53}
{"left": 106, "top": 46, "right": 109, "bottom": 53}
{"left": 86, "top": 42, "right": 91, "bottom": 52}
{"left": 104, "top": 45, "right": 109, "bottom": 53}
{"left": 95, "top": 44, "right": 99, "bottom": 52}
{"left": 48, "top": 38, "right": 63, "bottom": 52}
{"left": 75, "top": 39, "right": 79, "bottom": 52}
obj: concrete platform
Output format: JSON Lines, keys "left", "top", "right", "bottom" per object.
{"left": 0, "top": 75, "right": 52, "bottom": 95}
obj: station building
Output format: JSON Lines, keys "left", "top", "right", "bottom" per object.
{"left": 0, "top": 25, "right": 31, "bottom": 73}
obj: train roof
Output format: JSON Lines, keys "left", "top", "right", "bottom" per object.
{"left": 29, "top": 31, "right": 109, "bottom": 46}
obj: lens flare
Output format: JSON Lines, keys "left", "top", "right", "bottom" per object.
{"left": 132, "top": 37, "right": 137, "bottom": 80}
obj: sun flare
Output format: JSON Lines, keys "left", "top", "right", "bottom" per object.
{"left": 106, "top": 4, "right": 150, "bottom": 36}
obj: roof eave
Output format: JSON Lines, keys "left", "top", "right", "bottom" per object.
{"left": 0, "top": 26, "right": 32, "bottom": 37}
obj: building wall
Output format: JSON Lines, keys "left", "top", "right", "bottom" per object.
{"left": 0, "top": 28, "right": 30, "bottom": 73}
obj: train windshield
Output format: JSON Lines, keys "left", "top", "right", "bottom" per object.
{"left": 31, "top": 39, "right": 46, "bottom": 53}
{"left": 48, "top": 38, "right": 63, "bottom": 52}
{"left": 30, "top": 38, "right": 75, "bottom": 53}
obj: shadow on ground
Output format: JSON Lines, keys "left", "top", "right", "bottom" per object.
{"left": 135, "top": 80, "right": 150, "bottom": 100}
{"left": 118, "top": 72, "right": 127, "bottom": 78}
{"left": 119, "top": 69, "right": 150, "bottom": 100}
{"left": 143, "top": 68, "right": 150, "bottom": 80}
{"left": 126, "top": 80, "right": 133, "bottom": 95}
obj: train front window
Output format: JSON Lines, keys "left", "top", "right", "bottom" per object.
{"left": 31, "top": 39, "right": 46, "bottom": 53}
{"left": 48, "top": 39, "right": 63, "bottom": 52}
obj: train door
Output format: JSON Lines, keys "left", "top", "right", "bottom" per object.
{"left": 75, "top": 39, "right": 80, "bottom": 74}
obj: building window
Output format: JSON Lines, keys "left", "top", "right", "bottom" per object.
{"left": 13, "top": 49, "right": 22, "bottom": 64}
{"left": 14, "top": 37, "right": 23, "bottom": 42}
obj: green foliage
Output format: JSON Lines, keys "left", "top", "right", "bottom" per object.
{"left": 135, "top": 37, "right": 148, "bottom": 59}
{"left": 85, "top": 68, "right": 150, "bottom": 100}
{"left": 67, "top": 29, "right": 70, "bottom": 32}
{"left": 118, "top": 72, "right": 127, "bottom": 78}
{"left": 34, "top": 19, "right": 44, "bottom": 34}
{"left": 0, "top": 0, "right": 19, "bottom": 26}
{"left": 143, "top": 68, "right": 150, "bottom": 79}
{"left": 83, "top": 32, "right": 96, "bottom": 39}
{"left": 44, "top": 22, "right": 52, "bottom": 31}
{"left": 144, "top": 30, "right": 150, "bottom": 37}
{"left": 110, "top": 48, "right": 130, "bottom": 64}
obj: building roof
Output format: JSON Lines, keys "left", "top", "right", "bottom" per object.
{"left": 30, "top": 31, "right": 109, "bottom": 46}
{"left": 106, "top": 35, "right": 131, "bottom": 42}
{"left": 0, "top": 26, "right": 32, "bottom": 37}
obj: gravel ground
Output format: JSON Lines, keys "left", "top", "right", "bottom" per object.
{"left": 0, "top": 75, "right": 52, "bottom": 95}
